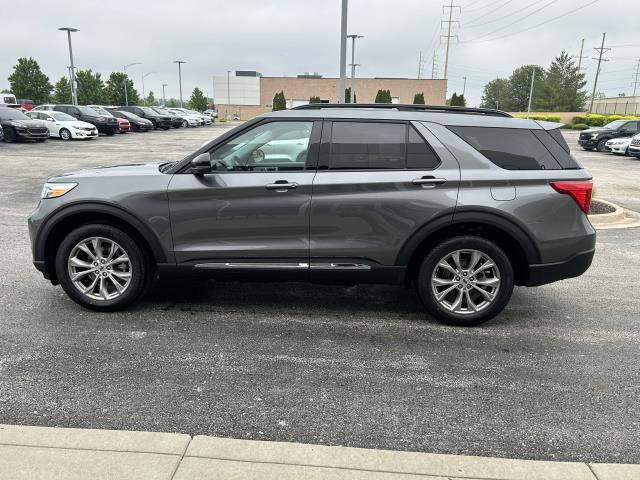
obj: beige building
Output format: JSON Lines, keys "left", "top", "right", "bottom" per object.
{"left": 212, "top": 73, "right": 447, "bottom": 120}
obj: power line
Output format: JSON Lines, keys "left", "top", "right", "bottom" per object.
{"left": 462, "top": 0, "right": 540, "bottom": 29}
{"left": 464, "top": 0, "right": 504, "bottom": 14}
{"left": 464, "top": 0, "right": 513, "bottom": 26}
{"left": 460, "top": 0, "right": 559, "bottom": 43}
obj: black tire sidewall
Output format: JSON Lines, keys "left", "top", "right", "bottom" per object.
{"left": 596, "top": 138, "right": 608, "bottom": 152}
{"left": 55, "top": 224, "right": 147, "bottom": 311}
{"left": 417, "top": 236, "right": 514, "bottom": 326}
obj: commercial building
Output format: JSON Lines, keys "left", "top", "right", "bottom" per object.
{"left": 212, "top": 72, "right": 447, "bottom": 119}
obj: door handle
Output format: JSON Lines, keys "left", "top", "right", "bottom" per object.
{"left": 412, "top": 176, "right": 446, "bottom": 187}
{"left": 265, "top": 180, "right": 298, "bottom": 191}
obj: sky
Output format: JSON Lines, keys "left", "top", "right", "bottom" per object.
{"left": 1, "top": 0, "right": 639, "bottom": 107}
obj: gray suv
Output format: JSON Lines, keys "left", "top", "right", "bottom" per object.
{"left": 28, "top": 104, "right": 595, "bottom": 326}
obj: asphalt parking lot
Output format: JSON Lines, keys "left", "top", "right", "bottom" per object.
{"left": 0, "top": 126, "right": 638, "bottom": 464}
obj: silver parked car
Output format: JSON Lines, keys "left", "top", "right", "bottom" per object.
{"left": 28, "top": 104, "right": 595, "bottom": 326}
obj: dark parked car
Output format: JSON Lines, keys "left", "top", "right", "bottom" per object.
{"left": 151, "top": 107, "right": 183, "bottom": 128}
{"left": 578, "top": 119, "right": 640, "bottom": 152}
{"left": 28, "top": 104, "right": 595, "bottom": 326}
{"left": 0, "top": 107, "right": 49, "bottom": 142}
{"left": 117, "top": 106, "right": 172, "bottom": 130}
{"left": 0, "top": 124, "right": 4, "bottom": 141}
{"left": 105, "top": 108, "right": 153, "bottom": 132}
{"left": 50, "top": 105, "right": 119, "bottom": 136}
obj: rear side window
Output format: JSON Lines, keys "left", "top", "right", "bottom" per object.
{"left": 532, "top": 128, "right": 580, "bottom": 169}
{"left": 448, "top": 126, "right": 562, "bottom": 170}
{"left": 328, "top": 122, "right": 440, "bottom": 170}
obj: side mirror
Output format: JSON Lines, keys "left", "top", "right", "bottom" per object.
{"left": 191, "top": 153, "right": 212, "bottom": 174}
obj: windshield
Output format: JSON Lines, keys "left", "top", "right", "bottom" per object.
{"left": 186, "top": 109, "right": 201, "bottom": 115}
{"left": 140, "top": 107, "right": 159, "bottom": 115}
{"left": 50, "top": 111, "right": 76, "bottom": 121}
{"left": 603, "top": 120, "right": 626, "bottom": 129}
{"left": 0, "top": 108, "right": 29, "bottom": 120}
{"left": 89, "top": 106, "right": 114, "bottom": 117}
{"left": 77, "top": 106, "right": 101, "bottom": 117}
{"left": 153, "top": 108, "right": 171, "bottom": 115}
{"left": 116, "top": 110, "right": 140, "bottom": 121}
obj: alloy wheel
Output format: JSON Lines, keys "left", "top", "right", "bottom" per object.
{"left": 430, "top": 249, "right": 501, "bottom": 315}
{"left": 67, "top": 237, "right": 132, "bottom": 301}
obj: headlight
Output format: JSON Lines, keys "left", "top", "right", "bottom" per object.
{"left": 97, "top": 117, "right": 105, "bottom": 122}
{"left": 11, "top": 121, "right": 25, "bottom": 128}
{"left": 41, "top": 182, "right": 77, "bottom": 199}
{"left": 590, "top": 133, "right": 599, "bottom": 139}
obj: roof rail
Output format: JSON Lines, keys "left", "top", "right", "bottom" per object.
{"left": 291, "top": 103, "right": 512, "bottom": 117}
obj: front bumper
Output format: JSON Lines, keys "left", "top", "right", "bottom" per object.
{"left": 608, "top": 144, "right": 629, "bottom": 154}
{"left": 578, "top": 138, "right": 598, "bottom": 148}
{"left": 71, "top": 128, "right": 98, "bottom": 139}
{"left": 628, "top": 145, "right": 640, "bottom": 157}
{"left": 96, "top": 123, "right": 119, "bottom": 134}
{"left": 14, "top": 129, "right": 49, "bottom": 140}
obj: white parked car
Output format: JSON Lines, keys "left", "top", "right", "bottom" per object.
{"left": 605, "top": 137, "right": 632, "bottom": 155}
{"left": 166, "top": 108, "right": 200, "bottom": 127}
{"left": 203, "top": 109, "right": 218, "bottom": 119}
{"left": 170, "top": 107, "right": 211, "bottom": 125}
{"left": 27, "top": 110, "right": 98, "bottom": 140}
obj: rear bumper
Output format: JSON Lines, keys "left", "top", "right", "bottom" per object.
{"left": 526, "top": 248, "right": 595, "bottom": 287}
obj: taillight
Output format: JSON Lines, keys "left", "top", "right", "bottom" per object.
{"left": 550, "top": 180, "right": 593, "bottom": 214}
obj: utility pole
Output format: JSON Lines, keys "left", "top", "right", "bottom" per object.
{"left": 347, "top": 34, "right": 363, "bottom": 103}
{"left": 431, "top": 52, "right": 438, "bottom": 79}
{"left": 338, "top": 0, "right": 348, "bottom": 103}
{"left": 418, "top": 51, "right": 425, "bottom": 79}
{"left": 577, "top": 38, "right": 585, "bottom": 72}
{"left": 59, "top": 27, "right": 79, "bottom": 105}
{"left": 162, "top": 83, "right": 167, "bottom": 107}
{"left": 441, "top": 0, "right": 460, "bottom": 95}
{"left": 632, "top": 58, "right": 640, "bottom": 97}
{"left": 462, "top": 76, "right": 467, "bottom": 96}
{"left": 173, "top": 60, "right": 186, "bottom": 107}
{"left": 527, "top": 68, "right": 536, "bottom": 114}
{"left": 226, "top": 70, "right": 231, "bottom": 120}
{"left": 589, "top": 32, "right": 610, "bottom": 113}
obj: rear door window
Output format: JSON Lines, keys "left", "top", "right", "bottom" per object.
{"left": 327, "top": 122, "right": 440, "bottom": 170}
{"left": 448, "top": 126, "right": 562, "bottom": 170}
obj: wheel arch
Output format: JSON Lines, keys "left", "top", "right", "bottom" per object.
{"left": 398, "top": 211, "right": 541, "bottom": 287}
{"left": 37, "top": 202, "right": 167, "bottom": 284}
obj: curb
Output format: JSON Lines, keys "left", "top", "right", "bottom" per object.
{"left": 588, "top": 198, "right": 640, "bottom": 230}
{"left": 1, "top": 424, "right": 640, "bottom": 480}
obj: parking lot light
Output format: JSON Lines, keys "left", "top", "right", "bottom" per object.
{"left": 58, "top": 27, "right": 79, "bottom": 106}
{"left": 123, "top": 62, "right": 142, "bottom": 106}
{"left": 173, "top": 60, "right": 186, "bottom": 108}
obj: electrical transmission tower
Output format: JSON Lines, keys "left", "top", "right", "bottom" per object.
{"left": 589, "top": 32, "right": 610, "bottom": 113}
{"left": 432, "top": 52, "right": 439, "bottom": 79}
{"left": 418, "top": 51, "right": 425, "bottom": 79}
{"left": 633, "top": 58, "right": 640, "bottom": 97}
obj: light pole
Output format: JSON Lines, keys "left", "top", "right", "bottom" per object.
{"left": 173, "top": 60, "right": 186, "bottom": 107}
{"left": 226, "top": 70, "right": 231, "bottom": 120}
{"left": 142, "top": 72, "right": 155, "bottom": 105}
{"left": 338, "top": 0, "right": 348, "bottom": 103}
{"left": 123, "top": 62, "right": 141, "bottom": 106}
{"left": 347, "top": 34, "right": 363, "bottom": 103}
{"left": 162, "top": 84, "right": 168, "bottom": 107}
{"left": 58, "top": 27, "right": 79, "bottom": 105}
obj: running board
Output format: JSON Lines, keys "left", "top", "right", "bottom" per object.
{"left": 194, "top": 262, "right": 371, "bottom": 271}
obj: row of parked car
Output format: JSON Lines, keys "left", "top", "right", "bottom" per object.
{"left": 577, "top": 118, "right": 640, "bottom": 158}
{"left": 0, "top": 104, "right": 216, "bottom": 142}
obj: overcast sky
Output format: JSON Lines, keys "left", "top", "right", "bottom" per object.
{"left": 1, "top": 0, "right": 639, "bottom": 107}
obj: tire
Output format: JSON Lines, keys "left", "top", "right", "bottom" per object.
{"left": 582, "top": 147, "right": 594, "bottom": 151}
{"left": 596, "top": 138, "right": 609, "bottom": 152}
{"left": 59, "top": 128, "right": 71, "bottom": 141}
{"left": 4, "top": 128, "right": 15, "bottom": 143}
{"left": 182, "top": 120, "right": 188, "bottom": 128}
{"left": 106, "top": 130, "right": 115, "bottom": 136}
{"left": 35, "top": 139, "right": 46, "bottom": 143}
{"left": 55, "top": 224, "right": 150, "bottom": 311}
{"left": 162, "top": 126, "right": 171, "bottom": 130}
{"left": 416, "top": 236, "right": 514, "bottom": 326}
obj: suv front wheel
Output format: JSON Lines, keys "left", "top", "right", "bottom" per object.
{"left": 417, "top": 236, "right": 514, "bottom": 326}
{"left": 55, "top": 224, "right": 149, "bottom": 311}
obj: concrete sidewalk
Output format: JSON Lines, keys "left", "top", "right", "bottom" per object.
{"left": 0, "top": 425, "right": 638, "bottom": 480}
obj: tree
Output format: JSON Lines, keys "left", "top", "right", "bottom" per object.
{"left": 344, "top": 87, "right": 356, "bottom": 103}
{"left": 309, "top": 96, "right": 321, "bottom": 103}
{"left": 8, "top": 57, "right": 52, "bottom": 104}
{"left": 448, "top": 92, "right": 467, "bottom": 107}
{"left": 166, "top": 98, "right": 179, "bottom": 108}
{"left": 375, "top": 89, "right": 392, "bottom": 103}
{"left": 272, "top": 90, "right": 286, "bottom": 111}
{"left": 104, "top": 72, "right": 139, "bottom": 106}
{"left": 145, "top": 91, "right": 156, "bottom": 106}
{"left": 538, "top": 51, "right": 587, "bottom": 111}
{"left": 75, "top": 69, "right": 106, "bottom": 105}
{"left": 507, "top": 64, "right": 545, "bottom": 111}
{"left": 188, "top": 87, "right": 207, "bottom": 111}
{"left": 480, "top": 78, "right": 511, "bottom": 110}
{"left": 51, "top": 76, "right": 71, "bottom": 104}
{"left": 413, "top": 92, "right": 425, "bottom": 104}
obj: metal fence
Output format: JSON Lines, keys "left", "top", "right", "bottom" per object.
{"left": 591, "top": 102, "right": 640, "bottom": 116}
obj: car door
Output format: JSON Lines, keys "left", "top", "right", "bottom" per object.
{"left": 309, "top": 120, "right": 460, "bottom": 280}
{"left": 619, "top": 121, "right": 639, "bottom": 137}
{"left": 39, "top": 112, "right": 60, "bottom": 137}
{"left": 167, "top": 119, "right": 321, "bottom": 276}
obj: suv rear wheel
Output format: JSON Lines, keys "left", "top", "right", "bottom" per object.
{"left": 416, "top": 236, "right": 514, "bottom": 326}
{"left": 55, "top": 224, "right": 148, "bottom": 311}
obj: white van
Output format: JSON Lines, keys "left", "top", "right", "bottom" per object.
{"left": 1, "top": 93, "right": 17, "bottom": 106}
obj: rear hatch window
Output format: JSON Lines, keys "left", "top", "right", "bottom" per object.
{"left": 448, "top": 126, "right": 580, "bottom": 170}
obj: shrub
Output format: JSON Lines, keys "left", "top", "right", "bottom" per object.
{"left": 513, "top": 114, "right": 562, "bottom": 122}
{"left": 572, "top": 123, "right": 589, "bottom": 130}
{"left": 572, "top": 114, "right": 640, "bottom": 127}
